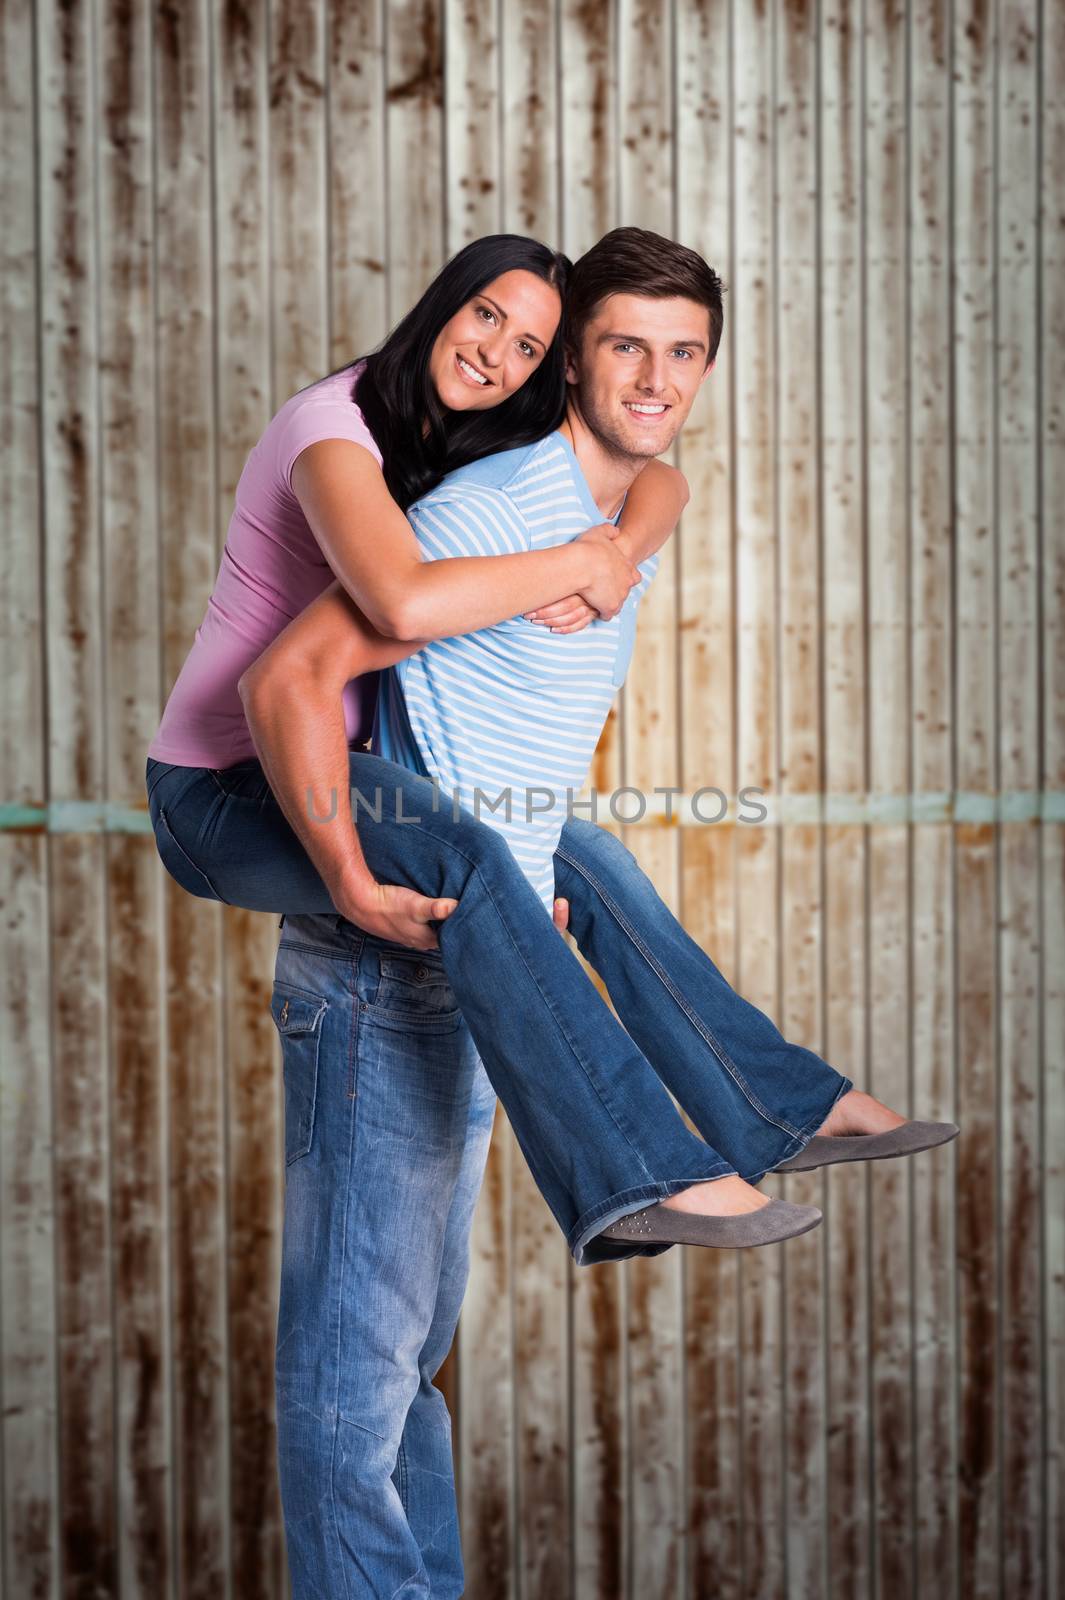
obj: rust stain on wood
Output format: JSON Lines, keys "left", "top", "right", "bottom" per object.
{"left": 387, "top": 0, "right": 442, "bottom": 105}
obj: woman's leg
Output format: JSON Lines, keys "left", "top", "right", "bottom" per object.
{"left": 553, "top": 817, "right": 853, "bottom": 1180}
{"left": 146, "top": 754, "right": 747, "bottom": 1265}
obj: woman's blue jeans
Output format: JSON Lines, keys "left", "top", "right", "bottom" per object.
{"left": 146, "top": 750, "right": 851, "bottom": 1264}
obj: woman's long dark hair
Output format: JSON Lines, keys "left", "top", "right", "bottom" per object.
{"left": 342, "top": 235, "right": 570, "bottom": 510}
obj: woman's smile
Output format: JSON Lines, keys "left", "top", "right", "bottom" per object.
{"left": 454, "top": 351, "right": 493, "bottom": 388}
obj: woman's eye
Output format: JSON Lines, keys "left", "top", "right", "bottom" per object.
{"left": 476, "top": 304, "right": 496, "bottom": 323}
{"left": 518, "top": 341, "right": 536, "bottom": 359}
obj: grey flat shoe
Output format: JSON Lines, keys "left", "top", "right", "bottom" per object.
{"left": 598, "top": 1196, "right": 822, "bottom": 1249}
{"left": 773, "top": 1118, "right": 960, "bottom": 1174}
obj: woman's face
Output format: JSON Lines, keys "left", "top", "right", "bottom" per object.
{"left": 429, "top": 269, "right": 562, "bottom": 411}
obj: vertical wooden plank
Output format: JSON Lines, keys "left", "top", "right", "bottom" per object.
{"left": 819, "top": 1, "right": 870, "bottom": 1593}
{"left": 269, "top": 0, "right": 328, "bottom": 395}
{"left": 560, "top": 0, "right": 619, "bottom": 257}
{"left": 498, "top": 14, "right": 570, "bottom": 1598}
{"left": 437, "top": 7, "right": 513, "bottom": 1596}
{"left": 863, "top": 1, "right": 915, "bottom": 1594}
{"left": 732, "top": 2, "right": 786, "bottom": 1594}
{"left": 996, "top": 1, "right": 1043, "bottom": 1591}
{"left": 675, "top": 2, "right": 740, "bottom": 1594}
{"left": 222, "top": 913, "right": 284, "bottom": 1600}
{"left": 909, "top": 0, "right": 959, "bottom": 1588}
{"left": 617, "top": 6, "right": 684, "bottom": 1598}
{"left": 0, "top": 838, "right": 57, "bottom": 1600}
{"left": 154, "top": 1, "right": 229, "bottom": 1592}
{"left": 386, "top": 0, "right": 445, "bottom": 316}
{"left": 953, "top": 0, "right": 1000, "bottom": 1590}
{"left": 97, "top": 0, "right": 175, "bottom": 1592}
{"left": 558, "top": 10, "right": 625, "bottom": 1600}
{"left": 0, "top": 0, "right": 57, "bottom": 1592}
{"left": 37, "top": 0, "right": 119, "bottom": 1591}
{"left": 1042, "top": 3, "right": 1065, "bottom": 1590}
{"left": 458, "top": 1102, "right": 514, "bottom": 1600}
{"left": 501, "top": 0, "right": 559, "bottom": 238}
{"left": 679, "top": 840, "right": 742, "bottom": 1600}
{"left": 771, "top": 1, "right": 829, "bottom": 1592}
{"left": 327, "top": 0, "right": 388, "bottom": 363}
{"left": 217, "top": 6, "right": 285, "bottom": 1598}
{"left": 445, "top": 0, "right": 500, "bottom": 249}
{"left": 626, "top": 831, "right": 685, "bottom": 1600}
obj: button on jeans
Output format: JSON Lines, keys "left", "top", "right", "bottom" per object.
{"left": 271, "top": 914, "right": 495, "bottom": 1599}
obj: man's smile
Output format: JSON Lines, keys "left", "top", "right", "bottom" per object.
{"left": 623, "top": 399, "right": 671, "bottom": 418}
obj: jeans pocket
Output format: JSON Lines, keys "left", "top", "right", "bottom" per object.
{"left": 367, "top": 951, "right": 462, "bottom": 1033}
{"left": 272, "top": 983, "right": 328, "bottom": 1164}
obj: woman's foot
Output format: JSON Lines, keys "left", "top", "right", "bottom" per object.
{"left": 816, "top": 1088, "right": 906, "bottom": 1138}
{"left": 660, "top": 1173, "right": 771, "bottom": 1216}
{"left": 600, "top": 1191, "right": 821, "bottom": 1248}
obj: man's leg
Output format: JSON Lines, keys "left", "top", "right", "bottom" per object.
{"left": 553, "top": 817, "right": 854, "bottom": 1180}
{"left": 273, "top": 914, "right": 488, "bottom": 1599}
{"left": 392, "top": 1059, "right": 497, "bottom": 1598}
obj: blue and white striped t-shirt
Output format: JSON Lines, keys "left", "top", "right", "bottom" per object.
{"left": 370, "top": 430, "right": 659, "bottom": 916}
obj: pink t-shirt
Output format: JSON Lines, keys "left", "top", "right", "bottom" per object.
{"left": 148, "top": 364, "right": 383, "bottom": 767}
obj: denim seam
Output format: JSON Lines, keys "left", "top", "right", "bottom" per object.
{"left": 347, "top": 945, "right": 363, "bottom": 1101}
{"left": 554, "top": 843, "right": 807, "bottom": 1141}
{"left": 277, "top": 942, "right": 356, "bottom": 965}
{"left": 327, "top": 1065, "right": 359, "bottom": 1599}
{"left": 395, "top": 1438, "right": 410, "bottom": 1515}
{"left": 156, "top": 806, "right": 229, "bottom": 902}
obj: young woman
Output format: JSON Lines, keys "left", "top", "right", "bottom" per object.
{"left": 146, "top": 233, "right": 955, "bottom": 1265}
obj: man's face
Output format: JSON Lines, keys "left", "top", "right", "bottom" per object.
{"left": 566, "top": 292, "right": 715, "bottom": 458}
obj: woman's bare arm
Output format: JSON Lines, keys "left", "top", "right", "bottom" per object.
{"left": 237, "top": 583, "right": 453, "bottom": 949}
{"left": 291, "top": 439, "right": 639, "bottom": 640}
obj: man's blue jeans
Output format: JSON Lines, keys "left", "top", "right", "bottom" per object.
{"left": 271, "top": 915, "right": 493, "bottom": 1598}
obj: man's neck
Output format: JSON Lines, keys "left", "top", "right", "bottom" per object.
{"left": 558, "top": 403, "right": 647, "bottom": 520}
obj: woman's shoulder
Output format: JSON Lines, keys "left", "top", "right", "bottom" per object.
{"left": 267, "top": 362, "right": 384, "bottom": 488}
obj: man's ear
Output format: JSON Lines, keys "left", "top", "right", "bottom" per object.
{"left": 564, "top": 345, "right": 580, "bottom": 386}
{"left": 699, "top": 357, "right": 716, "bottom": 387}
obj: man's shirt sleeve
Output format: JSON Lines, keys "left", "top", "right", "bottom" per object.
{"left": 407, "top": 485, "right": 531, "bottom": 562}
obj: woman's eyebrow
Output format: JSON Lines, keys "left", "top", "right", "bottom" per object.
{"left": 479, "top": 293, "right": 547, "bottom": 350}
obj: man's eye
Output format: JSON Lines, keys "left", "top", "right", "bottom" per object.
{"left": 671, "top": 349, "right": 693, "bottom": 360}
{"left": 614, "top": 343, "right": 636, "bottom": 354}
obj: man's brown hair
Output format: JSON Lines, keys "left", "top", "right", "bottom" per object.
{"left": 564, "top": 226, "right": 725, "bottom": 367}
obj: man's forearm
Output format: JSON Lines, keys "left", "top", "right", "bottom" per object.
{"left": 240, "top": 668, "right": 376, "bottom": 907}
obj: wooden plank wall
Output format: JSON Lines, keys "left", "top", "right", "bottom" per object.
{"left": 0, "top": 1, "right": 1059, "bottom": 1596}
